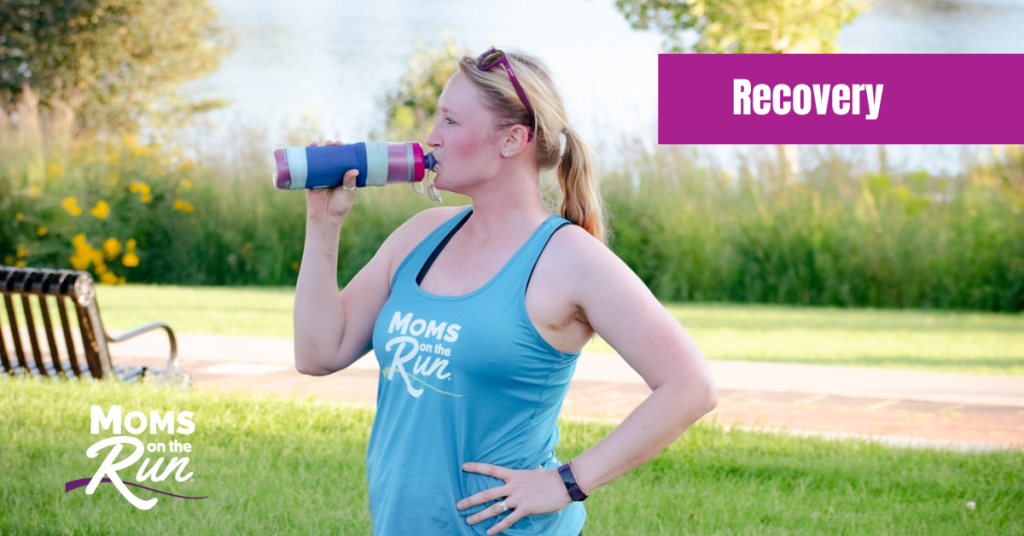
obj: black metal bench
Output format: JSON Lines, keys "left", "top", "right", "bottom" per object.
{"left": 0, "top": 265, "right": 189, "bottom": 386}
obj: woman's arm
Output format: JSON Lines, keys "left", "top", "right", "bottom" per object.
{"left": 457, "top": 227, "right": 718, "bottom": 534}
{"left": 563, "top": 229, "right": 718, "bottom": 495}
{"left": 293, "top": 141, "right": 393, "bottom": 376}
{"left": 294, "top": 186, "right": 464, "bottom": 375}
{"left": 294, "top": 215, "right": 394, "bottom": 375}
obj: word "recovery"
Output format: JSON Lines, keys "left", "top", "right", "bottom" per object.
{"left": 734, "top": 80, "right": 884, "bottom": 120}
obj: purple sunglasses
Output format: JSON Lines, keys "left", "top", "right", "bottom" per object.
{"left": 476, "top": 47, "right": 536, "bottom": 141}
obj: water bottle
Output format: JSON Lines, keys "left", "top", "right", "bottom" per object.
{"left": 272, "top": 141, "right": 437, "bottom": 191}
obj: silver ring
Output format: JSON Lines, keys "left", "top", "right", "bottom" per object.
{"left": 498, "top": 499, "right": 509, "bottom": 512}
{"left": 342, "top": 185, "right": 356, "bottom": 191}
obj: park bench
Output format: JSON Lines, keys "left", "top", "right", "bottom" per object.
{"left": 0, "top": 265, "right": 190, "bottom": 387}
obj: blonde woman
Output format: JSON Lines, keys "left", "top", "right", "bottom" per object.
{"left": 294, "top": 46, "right": 717, "bottom": 536}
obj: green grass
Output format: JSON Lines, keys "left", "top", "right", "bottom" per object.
{"left": 7, "top": 284, "right": 1020, "bottom": 377}
{"left": 1, "top": 377, "right": 1021, "bottom": 535}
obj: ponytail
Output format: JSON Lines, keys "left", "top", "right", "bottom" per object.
{"left": 557, "top": 129, "right": 607, "bottom": 244}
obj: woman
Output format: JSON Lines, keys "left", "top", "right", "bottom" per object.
{"left": 294, "top": 46, "right": 718, "bottom": 536}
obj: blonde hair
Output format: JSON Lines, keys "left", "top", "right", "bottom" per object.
{"left": 457, "top": 49, "right": 607, "bottom": 244}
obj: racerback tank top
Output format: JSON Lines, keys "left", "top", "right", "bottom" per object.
{"left": 366, "top": 205, "right": 586, "bottom": 536}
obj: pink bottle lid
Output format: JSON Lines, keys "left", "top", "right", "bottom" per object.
{"left": 273, "top": 149, "right": 291, "bottom": 189}
{"left": 413, "top": 142, "right": 425, "bottom": 182}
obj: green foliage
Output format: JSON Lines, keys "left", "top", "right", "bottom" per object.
{"left": 3, "top": 134, "right": 1023, "bottom": 311}
{"left": 614, "top": 0, "right": 867, "bottom": 53}
{"left": 602, "top": 144, "right": 1024, "bottom": 312}
{"left": 0, "top": 125, "right": 468, "bottom": 285}
{"left": 0, "top": 0, "right": 232, "bottom": 135}
{"left": 373, "top": 32, "right": 476, "bottom": 143}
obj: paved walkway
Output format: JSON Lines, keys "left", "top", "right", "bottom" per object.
{"left": 110, "top": 332, "right": 1024, "bottom": 451}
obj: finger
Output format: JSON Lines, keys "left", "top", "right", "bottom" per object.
{"left": 457, "top": 486, "right": 507, "bottom": 510}
{"left": 467, "top": 499, "right": 510, "bottom": 525}
{"left": 308, "top": 140, "right": 318, "bottom": 147}
{"left": 342, "top": 168, "right": 359, "bottom": 191}
{"left": 486, "top": 509, "right": 526, "bottom": 536}
{"left": 462, "top": 462, "right": 510, "bottom": 481}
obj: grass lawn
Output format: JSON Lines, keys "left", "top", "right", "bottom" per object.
{"left": 4, "top": 283, "right": 1024, "bottom": 376}
{"left": 1, "top": 376, "right": 1021, "bottom": 535}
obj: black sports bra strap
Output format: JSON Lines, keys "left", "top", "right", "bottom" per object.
{"left": 525, "top": 220, "right": 570, "bottom": 295}
{"left": 416, "top": 209, "right": 473, "bottom": 286}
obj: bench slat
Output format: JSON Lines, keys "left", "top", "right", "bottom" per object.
{"left": 19, "top": 293, "right": 50, "bottom": 378}
{"left": 3, "top": 294, "right": 31, "bottom": 372}
{"left": 55, "top": 295, "right": 83, "bottom": 377}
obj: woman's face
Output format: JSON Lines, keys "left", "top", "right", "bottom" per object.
{"left": 425, "top": 70, "right": 504, "bottom": 193}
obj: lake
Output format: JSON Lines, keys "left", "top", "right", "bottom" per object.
{"left": 179, "top": 0, "right": 1024, "bottom": 177}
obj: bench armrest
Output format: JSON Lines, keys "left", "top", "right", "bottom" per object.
{"left": 105, "top": 322, "right": 178, "bottom": 372}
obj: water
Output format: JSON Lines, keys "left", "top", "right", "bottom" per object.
{"left": 179, "top": 0, "right": 1024, "bottom": 177}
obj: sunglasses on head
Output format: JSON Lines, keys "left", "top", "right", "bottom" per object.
{"left": 476, "top": 47, "right": 536, "bottom": 142}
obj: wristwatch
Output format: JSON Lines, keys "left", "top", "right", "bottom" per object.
{"left": 557, "top": 462, "right": 589, "bottom": 501}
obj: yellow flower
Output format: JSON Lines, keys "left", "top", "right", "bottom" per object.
{"left": 103, "top": 238, "right": 122, "bottom": 260}
{"left": 118, "top": 276, "right": 126, "bottom": 284}
{"left": 100, "top": 271, "right": 118, "bottom": 285}
{"left": 91, "top": 200, "right": 110, "bottom": 219}
{"left": 95, "top": 263, "right": 108, "bottom": 275}
{"left": 62, "top": 196, "right": 82, "bottom": 216}
{"left": 15, "top": 212, "right": 23, "bottom": 220}
{"left": 182, "top": 179, "right": 192, "bottom": 189}
{"left": 47, "top": 162, "right": 64, "bottom": 179}
{"left": 291, "top": 262, "right": 300, "bottom": 270}
{"left": 126, "top": 238, "right": 137, "bottom": 250}
{"left": 16, "top": 244, "right": 28, "bottom": 258}
{"left": 37, "top": 226, "right": 47, "bottom": 236}
{"left": 129, "top": 181, "right": 152, "bottom": 203}
{"left": 173, "top": 199, "right": 194, "bottom": 213}
{"left": 27, "top": 186, "right": 41, "bottom": 198}
{"left": 14, "top": 260, "right": 26, "bottom": 268}
{"left": 122, "top": 252, "right": 139, "bottom": 267}
{"left": 69, "top": 253, "right": 90, "bottom": 270}
{"left": 72, "top": 233, "right": 88, "bottom": 247}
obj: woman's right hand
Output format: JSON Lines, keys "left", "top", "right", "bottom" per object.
{"left": 305, "top": 140, "right": 360, "bottom": 224}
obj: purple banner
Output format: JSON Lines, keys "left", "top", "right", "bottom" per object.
{"left": 658, "top": 54, "right": 1024, "bottom": 144}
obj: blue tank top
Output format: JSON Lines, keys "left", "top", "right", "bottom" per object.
{"left": 366, "top": 205, "right": 586, "bottom": 536}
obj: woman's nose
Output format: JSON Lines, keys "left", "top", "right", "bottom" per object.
{"left": 426, "top": 126, "right": 441, "bottom": 147}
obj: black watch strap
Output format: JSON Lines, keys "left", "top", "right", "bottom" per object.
{"left": 557, "top": 462, "right": 589, "bottom": 501}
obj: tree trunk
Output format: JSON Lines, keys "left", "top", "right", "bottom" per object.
{"left": 776, "top": 144, "right": 799, "bottom": 185}
{"left": 15, "top": 83, "right": 46, "bottom": 184}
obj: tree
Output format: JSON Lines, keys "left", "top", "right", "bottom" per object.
{"left": 372, "top": 33, "right": 475, "bottom": 143}
{"left": 0, "top": 0, "right": 232, "bottom": 136}
{"left": 614, "top": 0, "right": 866, "bottom": 54}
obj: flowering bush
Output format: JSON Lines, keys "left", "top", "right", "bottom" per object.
{"left": 1, "top": 134, "right": 198, "bottom": 284}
